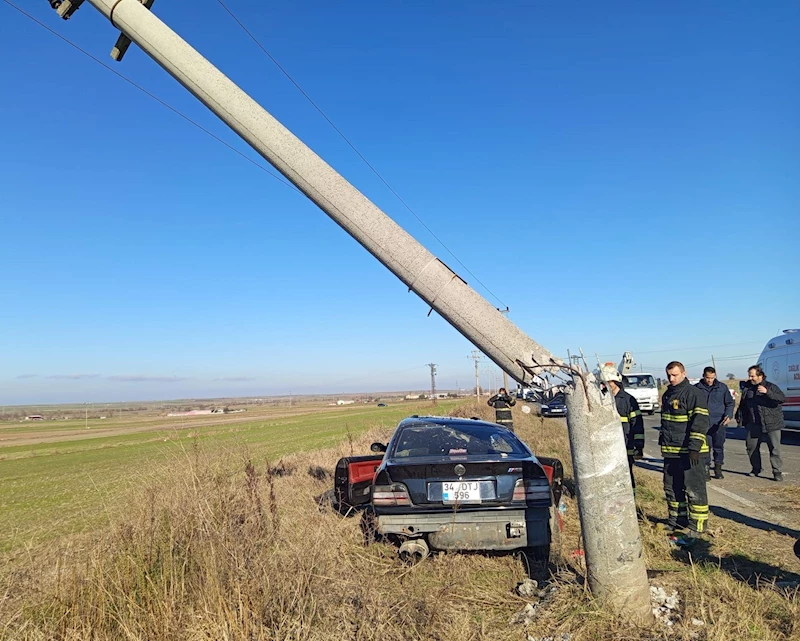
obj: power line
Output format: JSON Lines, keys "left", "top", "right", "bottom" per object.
{"left": 3, "top": 0, "right": 300, "bottom": 193}
{"left": 597, "top": 341, "right": 763, "bottom": 358}
{"left": 212, "top": 0, "right": 508, "bottom": 308}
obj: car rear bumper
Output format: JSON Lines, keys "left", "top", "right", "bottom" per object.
{"left": 375, "top": 507, "right": 549, "bottom": 551}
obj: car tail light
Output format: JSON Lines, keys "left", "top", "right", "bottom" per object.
{"left": 512, "top": 478, "right": 551, "bottom": 503}
{"left": 372, "top": 483, "right": 411, "bottom": 506}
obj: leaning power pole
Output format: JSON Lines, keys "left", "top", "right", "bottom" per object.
{"left": 497, "top": 307, "right": 510, "bottom": 392}
{"left": 426, "top": 363, "right": 437, "bottom": 406}
{"left": 42, "top": 0, "right": 652, "bottom": 621}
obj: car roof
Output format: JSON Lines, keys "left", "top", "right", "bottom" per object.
{"left": 396, "top": 415, "right": 502, "bottom": 430}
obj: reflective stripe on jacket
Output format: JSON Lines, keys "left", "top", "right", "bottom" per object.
{"left": 660, "top": 379, "right": 709, "bottom": 457}
{"left": 487, "top": 394, "right": 516, "bottom": 410}
{"left": 615, "top": 389, "right": 644, "bottom": 455}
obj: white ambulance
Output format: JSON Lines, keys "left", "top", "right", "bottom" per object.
{"left": 756, "top": 329, "right": 800, "bottom": 430}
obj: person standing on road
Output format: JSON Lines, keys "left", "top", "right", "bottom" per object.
{"left": 695, "top": 367, "right": 734, "bottom": 480}
{"left": 600, "top": 366, "right": 644, "bottom": 488}
{"left": 488, "top": 388, "right": 516, "bottom": 431}
{"left": 735, "top": 365, "right": 786, "bottom": 481}
{"left": 660, "top": 361, "right": 710, "bottom": 536}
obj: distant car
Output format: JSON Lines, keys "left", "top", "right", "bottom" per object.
{"left": 334, "top": 416, "right": 563, "bottom": 573}
{"left": 540, "top": 397, "right": 568, "bottom": 418}
{"left": 377, "top": 403, "right": 387, "bottom": 407}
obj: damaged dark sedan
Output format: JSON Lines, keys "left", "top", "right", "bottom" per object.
{"left": 334, "top": 416, "right": 563, "bottom": 572}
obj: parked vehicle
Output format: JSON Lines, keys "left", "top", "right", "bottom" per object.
{"left": 333, "top": 415, "right": 563, "bottom": 573}
{"left": 756, "top": 329, "right": 800, "bottom": 430}
{"left": 539, "top": 395, "right": 568, "bottom": 418}
{"left": 622, "top": 373, "right": 660, "bottom": 415}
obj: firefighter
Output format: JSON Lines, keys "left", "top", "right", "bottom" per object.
{"left": 600, "top": 366, "right": 644, "bottom": 488}
{"left": 660, "top": 361, "right": 710, "bottom": 537}
{"left": 487, "top": 387, "right": 516, "bottom": 431}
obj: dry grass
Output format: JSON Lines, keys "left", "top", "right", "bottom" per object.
{"left": 1, "top": 403, "right": 799, "bottom": 640}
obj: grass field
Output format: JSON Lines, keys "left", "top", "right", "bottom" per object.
{"left": 1, "top": 398, "right": 799, "bottom": 640}
{"left": 0, "top": 399, "right": 459, "bottom": 553}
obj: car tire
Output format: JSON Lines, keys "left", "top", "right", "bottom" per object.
{"left": 521, "top": 502, "right": 562, "bottom": 578}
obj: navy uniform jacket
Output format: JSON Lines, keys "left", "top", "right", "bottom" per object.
{"left": 660, "top": 379, "right": 709, "bottom": 457}
{"left": 615, "top": 389, "right": 644, "bottom": 455}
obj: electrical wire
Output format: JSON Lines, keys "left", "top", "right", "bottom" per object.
{"left": 3, "top": 0, "right": 301, "bottom": 193}
{"left": 597, "top": 341, "right": 764, "bottom": 358}
{"left": 212, "top": 0, "right": 508, "bottom": 308}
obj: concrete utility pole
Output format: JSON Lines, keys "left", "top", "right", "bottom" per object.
{"left": 497, "top": 307, "right": 510, "bottom": 392}
{"left": 51, "top": 0, "right": 652, "bottom": 621}
{"left": 468, "top": 351, "right": 482, "bottom": 399}
{"left": 426, "top": 363, "right": 437, "bottom": 406}
{"left": 564, "top": 377, "right": 651, "bottom": 619}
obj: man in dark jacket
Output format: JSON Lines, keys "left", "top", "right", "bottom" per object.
{"left": 487, "top": 388, "right": 516, "bottom": 431}
{"left": 735, "top": 365, "right": 786, "bottom": 481}
{"left": 600, "top": 366, "right": 644, "bottom": 488}
{"left": 661, "top": 361, "right": 710, "bottom": 535}
{"left": 695, "top": 367, "right": 734, "bottom": 479}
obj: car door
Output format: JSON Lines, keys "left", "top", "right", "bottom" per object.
{"left": 334, "top": 454, "right": 384, "bottom": 511}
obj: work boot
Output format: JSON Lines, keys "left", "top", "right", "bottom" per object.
{"left": 705, "top": 466, "right": 712, "bottom": 481}
{"left": 714, "top": 463, "right": 724, "bottom": 480}
{"left": 748, "top": 469, "right": 761, "bottom": 478}
{"left": 774, "top": 472, "right": 783, "bottom": 482}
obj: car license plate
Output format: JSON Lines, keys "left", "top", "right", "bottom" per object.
{"left": 441, "top": 481, "right": 481, "bottom": 504}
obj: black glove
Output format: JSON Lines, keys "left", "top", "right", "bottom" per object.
{"left": 689, "top": 450, "right": 701, "bottom": 465}
{"left": 634, "top": 449, "right": 644, "bottom": 460}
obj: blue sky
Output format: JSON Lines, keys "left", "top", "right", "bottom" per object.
{"left": 1, "top": 0, "right": 797, "bottom": 405}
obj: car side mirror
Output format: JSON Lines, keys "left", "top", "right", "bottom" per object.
{"left": 370, "top": 442, "right": 387, "bottom": 453}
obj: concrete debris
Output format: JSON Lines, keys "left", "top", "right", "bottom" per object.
{"left": 510, "top": 603, "right": 538, "bottom": 625}
{"left": 527, "top": 634, "right": 571, "bottom": 641}
{"left": 691, "top": 618, "right": 705, "bottom": 626}
{"left": 516, "top": 579, "right": 538, "bottom": 597}
{"left": 650, "top": 585, "right": 681, "bottom": 626}
{"left": 511, "top": 584, "right": 561, "bottom": 625}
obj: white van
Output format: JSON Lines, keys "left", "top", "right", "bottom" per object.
{"left": 622, "top": 373, "right": 660, "bottom": 415}
{"left": 756, "top": 329, "right": 800, "bottom": 430}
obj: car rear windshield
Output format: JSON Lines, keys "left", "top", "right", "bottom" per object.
{"left": 391, "top": 423, "right": 529, "bottom": 458}
{"left": 625, "top": 375, "right": 656, "bottom": 388}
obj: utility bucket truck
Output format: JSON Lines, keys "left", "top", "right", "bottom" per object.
{"left": 617, "top": 352, "right": 660, "bottom": 415}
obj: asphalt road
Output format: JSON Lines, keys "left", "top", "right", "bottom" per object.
{"left": 638, "top": 414, "right": 800, "bottom": 532}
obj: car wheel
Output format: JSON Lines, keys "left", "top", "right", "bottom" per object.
{"left": 521, "top": 502, "right": 562, "bottom": 578}
{"left": 646, "top": 410, "right": 654, "bottom": 416}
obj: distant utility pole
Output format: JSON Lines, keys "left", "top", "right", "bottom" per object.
{"left": 711, "top": 355, "right": 717, "bottom": 372}
{"left": 468, "top": 351, "right": 482, "bottom": 398}
{"left": 426, "top": 363, "right": 437, "bottom": 405}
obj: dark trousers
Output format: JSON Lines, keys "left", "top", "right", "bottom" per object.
{"left": 663, "top": 454, "right": 709, "bottom": 533}
{"left": 495, "top": 409, "right": 513, "bottom": 432}
{"left": 707, "top": 424, "right": 726, "bottom": 466}
{"left": 627, "top": 455, "right": 636, "bottom": 489}
{"left": 745, "top": 426, "right": 782, "bottom": 475}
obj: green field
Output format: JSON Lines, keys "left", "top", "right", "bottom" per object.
{"left": 0, "top": 399, "right": 458, "bottom": 553}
